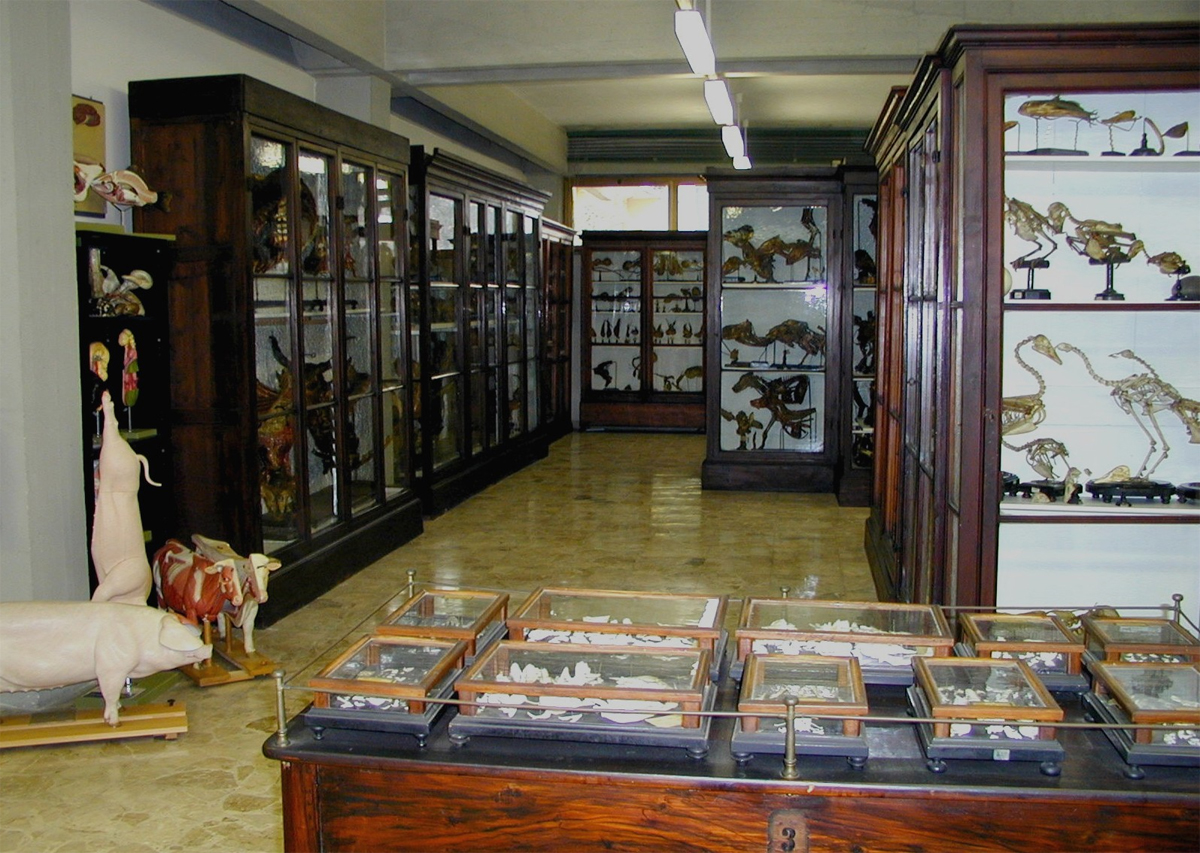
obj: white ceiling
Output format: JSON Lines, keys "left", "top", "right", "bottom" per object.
{"left": 380, "top": 0, "right": 1199, "bottom": 132}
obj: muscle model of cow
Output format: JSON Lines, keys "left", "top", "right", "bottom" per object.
{"left": 91, "top": 391, "right": 160, "bottom": 605}
{"left": 0, "top": 601, "right": 211, "bottom": 726}
{"left": 189, "top": 534, "right": 281, "bottom": 655}
{"left": 152, "top": 539, "right": 244, "bottom": 632}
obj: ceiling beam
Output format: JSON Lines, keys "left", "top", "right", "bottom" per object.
{"left": 403, "top": 56, "right": 918, "bottom": 87}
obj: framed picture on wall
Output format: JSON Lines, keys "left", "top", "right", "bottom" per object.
{"left": 73, "top": 95, "right": 106, "bottom": 217}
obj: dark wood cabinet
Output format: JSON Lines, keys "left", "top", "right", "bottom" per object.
{"left": 580, "top": 231, "right": 707, "bottom": 430}
{"left": 864, "top": 25, "right": 1200, "bottom": 611}
{"left": 407, "top": 148, "right": 555, "bottom": 514}
{"left": 129, "top": 75, "right": 423, "bottom": 624}
{"left": 703, "top": 169, "right": 875, "bottom": 493}
{"left": 76, "top": 228, "right": 174, "bottom": 593}
{"left": 541, "top": 219, "right": 576, "bottom": 441}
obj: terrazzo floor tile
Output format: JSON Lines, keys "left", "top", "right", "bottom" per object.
{"left": 0, "top": 432, "right": 875, "bottom": 852}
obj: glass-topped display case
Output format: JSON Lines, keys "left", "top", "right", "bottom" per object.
{"left": 304, "top": 634, "right": 467, "bottom": 740}
{"left": 735, "top": 599, "right": 953, "bottom": 683}
{"left": 130, "top": 74, "right": 423, "bottom": 624}
{"left": 450, "top": 641, "right": 714, "bottom": 754}
{"left": 580, "top": 232, "right": 707, "bottom": 430}
{"left": 1081, "top": 616, "right": 1200, "bottom": 665}
{"left": 910, "top": 657, "right": 1065, "bottom": 774}
{"left": 508, "top": 587, "right": 727, "bottom": 677}
{"left": 956, "top": 612, "right": 1087, "bottom": 691}
{"left": 1083, "top": 661, "right": 1199, "bottom": 772}
{"left": 376, "top": 588, "right": 508, "bottom": 657}
{"left": 731, "top": 654, "right": 869, "bottom": 765}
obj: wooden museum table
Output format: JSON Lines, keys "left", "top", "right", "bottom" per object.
{"left": 263, "top": 677, "right": 1198, "bottom": 853}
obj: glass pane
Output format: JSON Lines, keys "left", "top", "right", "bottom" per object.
{"left": 525, "top": 358, "right": 539, "bottom": 430}
{"left": 431, "top": 374, "right": 461, "bottom": 468}
{"left": 342, "top": 161, "right": 373, "bottom": 280}
{"left": 508, "top": 364, "right": 524, "bottom": 436}
{"left": 572, "top": 184, "right": 670, "bottom": 231}
{"left": 298, "top": 149, "right": 331, "bottom": 276}
{"left": 468, "top": 201, "right": 483, "bottom": 285}
{"left": 853, "top": 194, "right": 878, "bottom": 285}
{"left": 469, "top": 369, "right": 485, "bottom": 454}
{"left": 488, "top": 367, "right": 502, "bottom": 447}
{"left": 380, "top": 281, "right": 404, "bottom": 386}
{"left": 381, "top": 386, "right": 408, "bottom": 497}
{"left": 503, "top": 210, "right": 521, "bottom": 285}
{"left": 408, "top": 283, "right": 422, "bottom": 469}
{"left": 429, "top": 195, "right": 457, "bottom": 284}
{"left": 721, "top": 204, "right": 826, "bottom": 283}
{"left": 524, "top": 284, "right": 538, "bottom": 361}
{"left": 258, "top": 411, "right": 299, "bottom": 550}
{"left": 590, "top": 250, "right": 642, "bottom": 392}
{"left": 430, "top": 285, "right": 460, "bottom": 375}
{"left": 523, "top": 215, "right": 537, "bottom": 287}
{"left": 348, "top": 394, "right": 378, "bottom": 515}
{"left": 302, "top": 277, "right": 338, "bottom": 532}
{"left": 376, "top": 172, "right": 401, "bottom": 279}
{"left": 250, "top": 136, "right": 290, "bottom": 274}
{"left": 505, "top": 285, "right": 522, "bottom": 365}
{"left": 467, "top": 286, "right": 485, "bottom": 369}
{"left": 486, "top": 286, "right": 500, "bottom": 367}
{"left": 485, "top": 205, "right": 500, "bottom": 285}
{"left": 677, "top": 183, "right": 709, "bottom": 231}
{"left": 652, "top": 249, "right": 704, "bottom": 394}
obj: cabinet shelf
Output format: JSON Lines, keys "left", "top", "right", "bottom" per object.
{"left": 1005, "top": 155, "right": 1200, "bottom": 173}
{"left": 1004, "top": 301, "right": 1199, "bottom": 312}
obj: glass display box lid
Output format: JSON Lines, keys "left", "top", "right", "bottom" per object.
{"left": 307, "top": 634, "right": 467, "bottom": 716}
{"left": 958, "top": 612, "right": 1086, "bottom": 679}
{"left": 738, "top": 654, "right": 868, "bottom": 736}
{"left": 375, "top": 588, "right": 509, "bottom": 656}
{"left": 735, "top": 599, "right": 953, "bottom": 681}
{"left": 912, "top": 657, "right": 1063, "bottom": 739}
{"left": 508, "top": 587, "right": 727, "bottom": 653}
{"left": 454, "top": 640, "right": 710, "bottom": 728}
{"left": 1081, "top": 616, "right": 1200, "bottom": 664}
{"left": 1090, "top": 662, "right": 1200, "bottom": 743}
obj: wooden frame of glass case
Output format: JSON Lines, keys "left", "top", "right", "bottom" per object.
{"left": 453, "top": 641, "right": 710, "bottom": 728}
{"left": 308, "top": 634, "right": 467, "bottom": 716}
{"left": 375, "top": 588, "right": 509, "bottom": 656}
{"left": 738, "top": 654, "right": 868, "bottom": 735}
{"left": 1089, "top": 662, "right": 1200, "bottom": 745}
{"left": 735, "top": 599, "right": 953, "bottom": 682}
{"left": 913, "top": 657, "right": 1063, "bottom": 741}
{"left": 508, "top": 587, "right": 727, "bottom": 657}
{"left": 958, "top": 612, "right": 1086, "bottom": 685}
{"left": 1081, "top": 616, "right": 1200, "bottom": 664}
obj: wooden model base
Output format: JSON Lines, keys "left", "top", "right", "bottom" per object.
{"left": 1, "top": 702, "right": 188, "bottom": 749}
{"left": 179, "top": 623, "right": 278, "bottom": 687}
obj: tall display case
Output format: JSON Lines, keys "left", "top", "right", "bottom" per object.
{"left": 541, "top": 220, "right": 576, "bottom": 441}
{"left": 863, "top": 25, "right": 1200, "bottom": 615}
{"left": 129, "top": 74, "right": 423, "bottom": 624}
{"left": 76, "top": 228, "right": 174, "bottom": 592}
{"left": 408, "top": 149, "right": 552, "bottom": 514}
{"left": 702, "top": 170, "right": 857, "bottom": 491}
{"left": 579, "top": 231, "right": 707, "bottom": 430}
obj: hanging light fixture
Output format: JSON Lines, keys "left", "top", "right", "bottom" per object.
{"left": 674, "top": 9, "right": 715, "bottom": 77}
{"left": 721, "top": 124, "right": 745, "bottom": 159}
{"left": 703, "top": 78, "right": 734, "bottom": 126}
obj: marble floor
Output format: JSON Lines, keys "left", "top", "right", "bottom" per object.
{"left": 0, "top": 432, "right": 874, "bottom": 853}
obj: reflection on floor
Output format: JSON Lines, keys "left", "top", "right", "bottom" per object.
{"left": 0, "top": 433, "right": 874, "bottom": 853}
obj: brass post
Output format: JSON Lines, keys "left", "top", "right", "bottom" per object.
{"left": 782, "top": 696, "right": 799, "bottom": 780}
{"left": 273, "top": 669, "right": 289, "bottom": 746}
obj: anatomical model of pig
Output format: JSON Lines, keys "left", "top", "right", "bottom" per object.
{"left": 91, "top": 390, "right": 160, "bottom": 604}
{"left": 0, "top": 601, "right": 211, "bottom": 725}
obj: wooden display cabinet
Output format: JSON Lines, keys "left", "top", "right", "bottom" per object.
{"left": 579, "top": 231, "right": 707, "bottom": 430}
{"left": 408, "top": 148, "right": 554, "bottom": 514}
{"left": 541, "top": 219, "right": 576, "bottom": 441}
{"left": 76, "top": 228, "right": 175, "bottom": 594}
{"left": 863, "top": 25, "right": 1200, "bottom": 612}
{"left": 129, "top": 75, "right": 423, "bottom": 624}
{"left": 703, "top": 168, "right": 871, "bottom": 492}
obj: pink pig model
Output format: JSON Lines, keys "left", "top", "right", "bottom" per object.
{"left": 0, "top": 601, "right": 211, "bottom": 725}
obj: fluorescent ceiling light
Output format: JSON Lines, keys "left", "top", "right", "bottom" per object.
{"left": 733, "top": 155, "right": 752, "bottom": 170}
{"left": 703, "top": 79, "right": 734, "bottom": 126}
{"left": 674, "top": 10, "right": 715, "bottom": 77}
{"left": 722, "top": 124, "right": 746, "bottom": 159}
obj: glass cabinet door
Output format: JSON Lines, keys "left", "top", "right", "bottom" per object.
{"left": 251, "top": 134, "right": 300, "bottom": 551}
{"left": 589, "top": 249, "right": 643, "bottom": 392}
{"left": 341, "top": 159, "right": 380, "bottom": 517}
{"left": 651, "top": 248, "right": 704, "bottom": 393}
{"left": 466, "top": 201, "right": 486, "bottom": 455}
{"left": 523, "top": 215, "right": 540, "bottom": 431}
{"left": 297, "top": 148, "right": 338, "bottom": 534}
{"left": 850, "top": 194, "right": 878, "bottom": 472}
{"left": 378, "top": 171, "right": 409, "bottom": 500}
{"left": 485, "top": 205, "right": 503, "bottom": 446}
{"left": 717, "top": 203, "right": 829, "bottom": 453}
{"left": 503, "top": 210, "right": 524, "bottom": 437}
{"left": 427, "top": 193, "right": 462, "bottom": 470}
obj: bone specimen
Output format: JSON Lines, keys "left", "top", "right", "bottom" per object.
{"left": 1056, "top": 343, "right": 1200, "bottom": 478}
{"left": 1002, "top": 437, "right": 1070, "bottom": 481}
{"left": 1003, "top": 196, "right": 1062, "bottom": 265}
{"left": 1002, "top": 334, "right": 1061, "bottom": 436}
